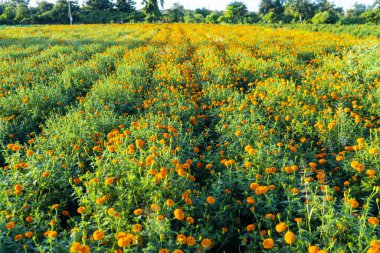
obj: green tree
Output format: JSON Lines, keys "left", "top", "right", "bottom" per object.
{"left": 0, "top": 5, "right": 16, "bottom": 23}
{"left": 194, "top": 8, "right": 211, "bottom": 17}
{"left": 287, "top": 0, "right": 315, "bottom": 22}
{"left": 164, "top": 2, "right": 184, "bottom": 22}
{"left": 142, "top": 0, "right": 164, "bottom": 22}
{"left": 205, "top": 11, "right": 221, "bottom": 24}
{"left": 116, "top": 0, "right": 135, "bottom": 12}
{"left": 14, "top": 3, "right": 29, "bottom": 22}
{"left": 312, "top": 10, "right": 338, "bottom": 23}
{"left": 85, "top": 0, "right": 113, "bottom": 11}
{"left": 224, "top": 1, "right": 248, "bottom": 23}
{"left": 361, "top": 7, "right": 380, "bottom": 24}
{"left": 259, "top": 0, "right": 284, "bottom": 15}
{"left": 36, "top": 1, "right": 54, "bottom": 14}
{"left": 47, "top": 0, "right": 79, "bottom": 23}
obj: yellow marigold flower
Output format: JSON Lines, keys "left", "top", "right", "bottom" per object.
{"left": 105, "top": 177, "right": 114, "bottom": 185}
{"left": 284, "top": 231, "right": 296, "bottom": 244}
{"left": 275, "top": 222, "right": 287, "bottom": 233}
{"left": 369, "top": 148, "right": 378, "bottom": 155}
{"left": 92, "top": 230, "right": 104, "bottom": 241}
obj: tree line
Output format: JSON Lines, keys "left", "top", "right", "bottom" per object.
{"left": 0, "top": 0, "right": 379, "bottom": 25}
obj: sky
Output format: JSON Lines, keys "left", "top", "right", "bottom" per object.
{"left": 29, "top": 0, "right": 376, "bottom": 11}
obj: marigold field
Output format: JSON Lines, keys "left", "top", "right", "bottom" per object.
{"left": 0, "top": 24, "right": 379, "bottom": 253}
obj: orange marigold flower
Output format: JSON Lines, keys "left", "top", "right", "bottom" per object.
{"left": 177, "top": 234, "right": 187, "bottom": 244}
{"left": 174, "top": 209, "right": 185, "bottom": 220}
{"left": 263, "top": 238, "right": 274, "bottom": 249}
{"left": 5, "top": 221, "right": 15, "bottom": 229}
{"left": 308, "top": 245, "right": 319, "bottom": 253}
{"left": 368, "top": 217, "right": 379, "bottom": 225}
{"left": 133, "top": 208, "right": 144, "bottom": 216}
{"left": 14, "top": 184, "right": 23, "bottom": 192}
{"left": 132, "top": 224, "right": 143, "bottom": 233}
{"left": 207, "top": 196, "right": 215, "bottom": 205}
{"left": 70, "top": 242, "right": 82, "bottom": 252}
{"left": 77, "top": 206, "right": 86, "bottom": 214}
{"left": 118, "top": 236, "right": 132, "bottom": 248}
{"left": 348, "top": 199, "right": 359, "bottom": 209}
{"left": 187, "top": 236, "right": 196, "bottom": 246}
{"left": 166, "top": 199, "right": 175, "bottom": 207}
{"left": 246, "top": 196, "right": 255, "bottom": 205}
{"left": 247, "top": 224, "right": 255, "bottom": 232}
{"left": 201, "top": 238, "right": 212, "bottom": 248}
{"left": 186, "top": 216, "right": 194, "bottom": 224}
{"left": 14, "top": 234, "right": 23, "bottom": 240}
{"left": 25, "top": 231, "right": 33, "bottom": 238}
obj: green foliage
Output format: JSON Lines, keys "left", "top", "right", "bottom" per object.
{"left": 224, "top": 1, "right": 248, "bottom": 24}
{"left": 115, "top": 0, "right": 135, "bottom": 13}
{"left": 312, "top": 10, "right": 339, "bottom": 24}
{"left": 142, "top": 0, "right": 163, "bottom": 23}
{"left": 205, "top": 12, "right": 221, "bottom": 24}
{"left": 84, "top": 0, "right": 113, "bottom": 11}
{"left": 361, "top": 7, "right": 380, "bottom": 24}
{"left": 163, "top": 3, "right": 185, "bottom": 23}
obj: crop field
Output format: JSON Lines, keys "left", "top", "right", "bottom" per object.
{"left": 0, "top": 24, "right": 379, "bottom": 253}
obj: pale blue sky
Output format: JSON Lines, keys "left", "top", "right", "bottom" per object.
{"left": 30, "top": 0, "right": 376, "bottom": 11}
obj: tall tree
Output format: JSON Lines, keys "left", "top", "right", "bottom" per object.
{"left": 14, "top": 2, "right": 28, "bottom": 22}
{"left": 259, "top": 0, "right": 284, "bottom": 15}
{"left": 224, "top": 1, "right": 248, "bottom": 23}
{"left": 142, "top": 0, "right": 163, "bottom": 22}
{"left": 85, "top": 0, "right": 113, "bottom": 11}
{"left": 287, "top": 0, "right": 315, "bottom": 22}
{"left": 165, "top": 2, "right": 184, "bottom": 22}
{"left": 116, "top": 0, "right": 135, "bottom": 12}
{"left": 36, "top": 0, "right": 54, "bottom": 14}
